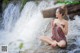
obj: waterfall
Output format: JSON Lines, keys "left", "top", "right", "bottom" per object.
{"left": 0, "top": 0, "right": 80, "bottom": 53}
{"left": 2, "top": 3, "right": 20, "bottom": 32}
{"left": 12, "top": 1, "right": 52, "bottom": 50}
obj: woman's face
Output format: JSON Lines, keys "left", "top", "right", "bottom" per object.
{"left": 56, "top": 9, "right": 62, "bottom": 18}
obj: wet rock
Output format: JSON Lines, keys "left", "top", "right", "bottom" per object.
{"left": 42, "top": 4, "right": 80, "bottom": 20}
{"left": 74, "top": 50, "right": 80, "bottom": 53}
{"left": 33, "top": 45, "right": 60, "bottom": 53}
{"left": 68, "top": 39, "right": 76, "bottom": 44}
{"left": 69, "top": 49, "right": 80, "bottom": 53}
{"left": 67, "top": 43, "right": 78, "bottom": 51}
{"left": 58, "top": 50, "right": 68, "bottom": 53}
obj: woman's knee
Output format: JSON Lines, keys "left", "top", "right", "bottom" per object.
{"left": 58, "top": 44, "right": 66, "bottom": 47}
{"left": 57, "top": 40, "right": 66, "bottom": 47}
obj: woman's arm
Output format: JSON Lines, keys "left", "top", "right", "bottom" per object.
{"left": 51, "top": 19, "right": 57, "bottom": 29}
{"left": 60, "top": 21, "right": 68, "bottom": 35}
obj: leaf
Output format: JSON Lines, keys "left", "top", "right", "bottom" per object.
{"left": 19, "top": 42, "right": 24, "bottom": 49}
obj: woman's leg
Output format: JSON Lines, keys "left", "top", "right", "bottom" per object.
{"left": 39, "top": 36, "right": 57, "bottom": 47}
{"left": 57, "top": 40, "right": 67, "bottom": 48}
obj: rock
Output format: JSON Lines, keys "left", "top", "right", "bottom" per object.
{"left": 74, "top": 49, "right": 80, "bottom": 53}
{"left": 67, "top": 43, "right": 78, "bottom": 51}
{"left": 58, "top": 50, "right": 68, "bottom": 53}
{"left": 42, "top": 4, "right": 80, "bottom": 20}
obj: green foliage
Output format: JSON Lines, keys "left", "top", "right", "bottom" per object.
{"left": 2, "top": 0, "right": 10, "bottom": 10}
{"left": 19, "top": 42, "right": 24, "bottom": 49}
{"left": 3, "top": 0, "right": 9, "bottom": 5}
{"left": 57, "top": 0, "right": 80, "bottom": 5}
{"left": 20, "top": 0, "right": 28, "bottom": 11}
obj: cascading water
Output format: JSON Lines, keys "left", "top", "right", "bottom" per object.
{"left": 0, "top": 2, "right": 21, "bottom": 53}
{"left": 12, "top": 1, "right": 53, "bottom": 50}
{"left": 67, "top": 15, "right": 80, "bottom": 53}
{"left": 0, "top": 0, "right": 80, "bottom": 53}
{"left": 2, "top": 3, "right": 20, "bottom": 32}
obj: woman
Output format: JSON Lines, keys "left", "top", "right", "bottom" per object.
{"left": 40, "top": 7, "right": 68, "bottom": 48}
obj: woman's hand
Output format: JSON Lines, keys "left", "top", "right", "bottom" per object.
{"left": 56, "top": 22, "right": 68, "bottom": 35}
{"left": 56, "top": 23, "right": 63, "bottom": 29}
